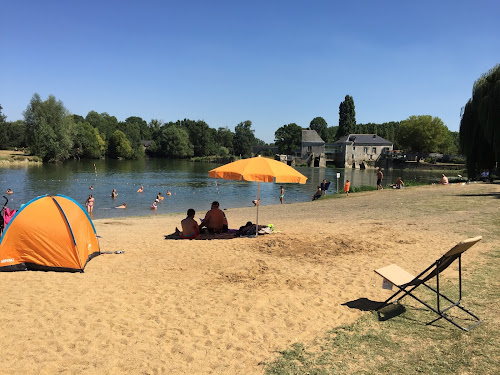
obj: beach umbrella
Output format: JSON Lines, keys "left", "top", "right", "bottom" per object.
{"left": 209, "top": 156, "right": 307, "bottom": 235}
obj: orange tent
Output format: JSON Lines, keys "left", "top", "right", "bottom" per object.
{"left": 0, "top": 195, "right": 100, "bottom": 272}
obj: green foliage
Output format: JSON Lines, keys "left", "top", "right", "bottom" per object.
{"left": 73, "top": 122, "right": 104, "bottom": 159}
{"left": 397, "top": 115, "right": 454, "bottom": 153}
{"left": 23, "top": 94, "right": 75, "bottom": 162}
{"left": 460, "top": 64, "right": 500, "bottom": 177}
{"left": 309, "top": 117, "right": 328, "bottom": 141}
{"left": 275, "top": 123, "right": 302, "bottom": 154}
{"left": 216, "top": 127, "right": 234, "bottom": 154}
{"left": 233, "top": 120, "right": 255, "bottom": 158}
{"left": 155, "top": 125, "right": 194, "bottom": 158}
{"left": 324, "top": 126, "right": 338, "bottom": 143}
{"left": 356, "top": 122, "right": 400, "bottom": 147}
{"left": 108, "top": 130, "right": 134, "bottom": 159}
{"left": 338, "top": 95, "right": 356, "bottom": 138}
{"left": 179, "top": 119, "right": 217, "bottom": 157}
{"left": 118, "top": 121, "right": 143, "bottom": 158}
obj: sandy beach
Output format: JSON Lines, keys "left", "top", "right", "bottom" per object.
{"left": 1, "top": 182, "right": 498, "bottom": 374}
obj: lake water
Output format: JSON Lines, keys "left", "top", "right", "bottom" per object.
{"left": 0, "top": 159, "right": 456, "bottom": 219}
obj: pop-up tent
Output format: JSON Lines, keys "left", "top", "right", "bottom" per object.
{"left": 0, "top": 195, "right": 100, "bottom": 272}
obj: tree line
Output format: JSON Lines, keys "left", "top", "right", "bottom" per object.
{"left": 0, "top": 93, "right": 264, "bottom": 162}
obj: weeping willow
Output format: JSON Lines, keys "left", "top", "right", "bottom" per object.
{"left": 460, "top": 64, "right": 500, "bottom": 178}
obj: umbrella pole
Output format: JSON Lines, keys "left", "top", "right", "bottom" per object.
{"left": 256, "top": 181, "right": 260, "bottom": 236}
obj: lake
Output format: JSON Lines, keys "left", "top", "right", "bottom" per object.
{"left": 0, "top": 159, "right": 456, "bottom": 219}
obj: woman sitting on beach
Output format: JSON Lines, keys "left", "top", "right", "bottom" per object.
{"left": 391, "top": 177, "right": 404, "bottom": 189}
{"left": 176, "top": 208, "right": 199, "bottom": 239}
{"left": 115, "top": 203, "right": 127, "bottom": 209}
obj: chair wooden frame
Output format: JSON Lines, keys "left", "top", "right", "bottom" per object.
{"left": 374, "top": 236, "right": 482, "bottom": 331}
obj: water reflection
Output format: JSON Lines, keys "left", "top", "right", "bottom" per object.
{"left": 0, "top": 159, "right": 462, "bottom": 219}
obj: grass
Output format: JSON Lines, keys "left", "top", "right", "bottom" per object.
{"left": 264, "top": 248, "right": 500, "bottom": 375}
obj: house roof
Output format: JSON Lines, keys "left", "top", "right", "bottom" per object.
{"left": 333, "top": 134, "right": 392, "bottom": 146}
{"left": 302, "top": 129, "right": 325, "bottom": 144}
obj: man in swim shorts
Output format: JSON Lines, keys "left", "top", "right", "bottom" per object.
{"left": 376, "top": 168, "right": 384, "bottom": 190}
{"left": 178, "top": 208, "right": 199, "bottom": 239}
{"left": 199, "top": 201, "right": 227, "bottom": 233}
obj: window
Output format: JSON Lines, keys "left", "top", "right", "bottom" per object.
{"left": 372, "top": 147, "right": 377, "bottom": 153}
{"left": 364, "top": 147, "right": 368, "bottom": 153}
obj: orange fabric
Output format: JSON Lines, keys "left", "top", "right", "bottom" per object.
{"left": 344, "top": 182, "right": 350, "bottom": 193}
{"left": 209, "top": 157, "right": 307, "bottom": 184}
{"left": 0, "top": 196, "right": 99, "bottom": 271}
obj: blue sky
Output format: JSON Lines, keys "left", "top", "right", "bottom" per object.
{"left": 1, "top": 0, "right": 499, "bottom": 143}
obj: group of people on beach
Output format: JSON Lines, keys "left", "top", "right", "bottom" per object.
{"left": 176, "top": 201, "right": 228, "bottom": 239}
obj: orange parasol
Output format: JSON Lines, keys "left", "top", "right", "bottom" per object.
{"left": 209, "top": 156, "right": 307, "bottom": 235}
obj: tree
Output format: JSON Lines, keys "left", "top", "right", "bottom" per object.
{"left": 23, "top": 94, "right": 74, "bottom": 162}
{"left": 216, "top": 127, "right": 234, "bottom": 154}
{"left": 275, "top": 123, "right": 302, "bottom": 154}
{"left": 460, "top": 64, "right": 500, "bottom": 178}
{"left": 233, "top": 120, "right": 255, "bottom": 158}
{"left": 108, "top": 130, "right": 133, "bottom": 159}
{"left": 73, "top": 122, "right": 104, "bottom": 158}
{"left": 180, "top": 119, "right": 217, "bottom": 157}
{"left": 125, "top": 116, "right": 151, "bottom": 141}
{"left": 157, "top": 125, "right": 194, "bottom": 158}
{"left": 118, "top": 121, "right": 143, "bottom": 158}
{"left": 397, "top": 115, "right": 453, "bottom": 153}
{"left": 324, "top": 126, "right": 338, "bottom": 143}
{"left": 309, "top": 117, "right": 328, "bottom": 141}
{"left": 338, "top": 95, "right": 356, "bottom": 138}
{"left": 0, "top": 105, "right": 8, "bottom": 148}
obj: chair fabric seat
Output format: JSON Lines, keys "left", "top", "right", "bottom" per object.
{"left": 375, "top": 264, "right": 416, "bottom": 286}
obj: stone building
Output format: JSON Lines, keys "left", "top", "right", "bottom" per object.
{"left": 330, "top": 134, "right": 393, "bottom": 168}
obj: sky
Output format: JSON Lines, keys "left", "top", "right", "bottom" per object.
{"left": 1, "top": 0, "right": 499, "bottom": 143}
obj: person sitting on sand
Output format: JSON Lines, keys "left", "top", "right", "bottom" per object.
{"left": 115, "top": 203, "right": 127, "bottom": 209}
{"left": 199, "top": 201, "right": 228, "bottom": 233}
{"left": 137, "top": 186, "right": 144, "bottom": 193}
{"left": 85, "top": 194, "right": 95, "bottom": 213}
{"left": 439, "top": 174, "right": 449, "bottom": 185}
{"left": 312, "top": 186, "right": 322, "bottom": 201}
{"left": 166, "top": 189, "right": 172, "bottom": 196}
{"left": 111, "top": 189, "right": 118, "bottom": 198}
{"left": 176, "top": 208, "right": 200, "bottom": 240}
{"left": 391, "top": 177, "right": 404, "bottom": 189}
{"left": 6, "top": 188, "right": 13, "bottom": 195}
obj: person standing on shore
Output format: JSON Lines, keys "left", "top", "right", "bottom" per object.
{"left": 85, "top": 194, "right": 95, "bottom": 214}
{"left": 377, "top": 168, "right": 384, "bottom": 190}
{"left": 279, "top": 186, "right": 284, "bottom": 204}
{"left": 344, "top": 180, "right": 350, "bottom": 196}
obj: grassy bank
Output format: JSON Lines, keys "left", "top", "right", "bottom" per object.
{"left": 0, "top": 150, "right": 40, "bottom": 164}
{"left": 265, "top": 192, "right": 500, "bottom": 375}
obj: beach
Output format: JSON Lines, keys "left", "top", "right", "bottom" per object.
{"left": 1, "top": 183, "right": 498, "bottom": 374}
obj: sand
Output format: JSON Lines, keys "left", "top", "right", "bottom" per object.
{"left": 1, "top": 182, "right": 498, "bottom": 374}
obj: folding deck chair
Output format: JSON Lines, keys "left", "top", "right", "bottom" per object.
{"left": 374, "top": 236, "right": 482, "bottom": 331}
